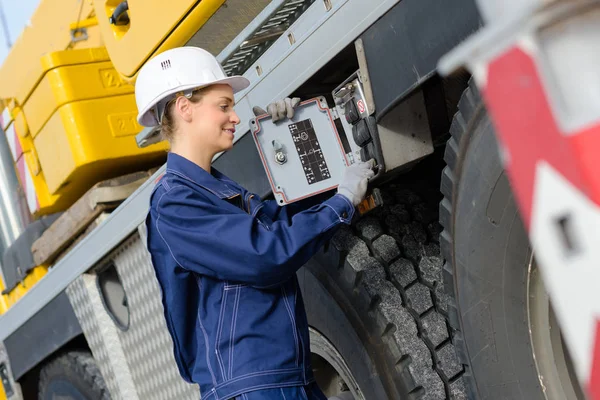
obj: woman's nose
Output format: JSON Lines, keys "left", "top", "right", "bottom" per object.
{"left": 230, "top": 110, "right": 241, "bottom": 125}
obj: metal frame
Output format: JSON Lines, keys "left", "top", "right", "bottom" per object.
{"left": 0, "top": 0, "right": 402, "bottom": 342}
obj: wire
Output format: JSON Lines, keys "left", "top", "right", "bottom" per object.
{"left": 68, "top": 0, "right": 86, "bottom": 48}
{"left": 0, "top": 0, "right": 12, "bottom": 49}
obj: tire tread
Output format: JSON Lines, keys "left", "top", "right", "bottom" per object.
{"left": 439, "top": 78, "right": 483, "bottom": 400}
{"left": 38, "top": 350, "right": 110, "bottom": 400}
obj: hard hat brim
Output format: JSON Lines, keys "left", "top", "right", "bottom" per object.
{"left": 137, "top": 75, "right": 251, "bottom": 127}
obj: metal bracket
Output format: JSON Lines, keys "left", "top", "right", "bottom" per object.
{"left": 135, "top": 127, "right": 162, "bottom": 148}
{"left": 70, "top": 27, "right": 88, "bottom": 43}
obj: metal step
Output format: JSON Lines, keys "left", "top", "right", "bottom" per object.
{"left": 219, "top": 0, "right": 315, "bottom": 76}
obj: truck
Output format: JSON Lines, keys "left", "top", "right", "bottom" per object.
{"left": 0, "top": 0, "right": 589, "bottom": 399}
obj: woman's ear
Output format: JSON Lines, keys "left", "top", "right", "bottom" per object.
{"left": 174, "top": 96, "right": 193, "bottom": 123}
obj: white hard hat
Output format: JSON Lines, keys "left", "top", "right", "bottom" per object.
{"left": 135, "top": 47, "right": 250, "bottom": 127}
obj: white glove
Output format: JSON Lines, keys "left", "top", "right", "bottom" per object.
{"left": 337, "top": 159, "right": 376, "bottom": 206}
{"left": 252, "top": 97, "right": 301, "bottom": 122}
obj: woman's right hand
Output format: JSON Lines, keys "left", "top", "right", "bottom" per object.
{"left": 337, "top": 160, "right": 376, "bottom": 206}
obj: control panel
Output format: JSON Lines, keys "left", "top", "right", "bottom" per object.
{"left": 250, "top": 97, "right": 361, "bottom": 205}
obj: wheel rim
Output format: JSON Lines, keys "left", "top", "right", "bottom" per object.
{"left": 528, "top": 257, "right": 586, "bottom": 400}
{"left": 309, "top": 326, "right": 364, "bottom": 400}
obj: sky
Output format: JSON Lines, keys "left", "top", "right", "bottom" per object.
{"left": 0, "top": 0, "right": 41, "bottom": 66}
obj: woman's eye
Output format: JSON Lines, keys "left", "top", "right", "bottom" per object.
{"left": 220, "top": 105, "right": 229, "bottom": 111}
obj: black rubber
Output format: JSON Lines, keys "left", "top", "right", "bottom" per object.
{"left": 38, "top": 351, "right": 110, "bottom": 400}
{"left": 439, "top": 80, "right": 545, "bottom": 399}
{"left": 306, "top": 160, "right": 468, "bottom": 399}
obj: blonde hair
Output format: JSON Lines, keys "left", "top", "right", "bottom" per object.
{"left": 160, "top": 88, "right": 207, "bottom": 143}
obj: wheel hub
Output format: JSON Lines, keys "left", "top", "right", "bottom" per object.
{"left": 309, "top": 327, "right": 364, "bottom": 400}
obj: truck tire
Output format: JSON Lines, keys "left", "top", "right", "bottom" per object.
{"left": 38, "top": 351, "right": 110, "bottom": 400}
{"left": 303, "top": 160, "right": 468, "bottom": 399}
{"left": 439, "top": 80, "right": 585, "bottom": 399}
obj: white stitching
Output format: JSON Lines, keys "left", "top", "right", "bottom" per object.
{"left": 281, "top": 388, "right": 288, "bottom": 400}
{"left": 251, "top": 202, "right": 266, "bottom": 218}
{"left": 216, "top": 367, "right": 300, "bottom": 386}
{"left": 281, "top": 286, "right": 300, "bottom": 366}
{"left": 229, "top": 286, "right": 241, "bottom": 379}
{"left": 168, "top": 168, "right": 237, "bottom": 198}
{"left": 224, "top": 283, "right": 248, "bottom": 290}
{"left": 323, "top": 203, "right": 342, "bottom": 221}
{"left": 215, "top": 285, "right": 228, "bottom": 379}
{"left": 155, "top": 185, "right": 189, "bottom": 269}
{"left": 195, "top": 277, "right": 218, "bottom": 387}
{"left": 218, "top": 382, "right": 304, "bottom": 400}
{"left": 336, "top": 193, "right": 354, "bottom": 214}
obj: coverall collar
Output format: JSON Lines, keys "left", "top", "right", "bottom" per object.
{"left": 165, "top": 152, "right": 239, "bottom": 199}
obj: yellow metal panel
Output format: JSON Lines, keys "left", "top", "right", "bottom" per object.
{"left": 70, "top": 15, "right": 99, "bottom": 31}
{"left": 40, "top": 47, "right": 109, "bottom": 70}
{"left": 0, "top": 276, "right": 8, "bottom": 315}
{"left": 24, "top": 148, "right": 41, "bottom": 176}
{"left": 93, "top": 0, "right": 225, "bottom": 79}
{"left": 13, "top": 109, "right": 30, "bottom": 139}
{"left": 31, "top": 95, "right": 168, "bottom": 215}
{"left": 34, "top": 110, "right": 76, "bottom": 195}
{"left": 1, "top": 266, "right": 49, "bottom": 311}
{"left": 72, "top": 24, "right": 105, "bottom": 50}
{"left": 12, "top": 120, "right": 35, "bottom": 161}
{"left": 0, "top": 0, "right": 100, "bottom": 104}
{"left": 31, "top": 167, "right": 64, "bottom": 216}
{"left": 24, "top": 52, "right": 133, "bottom": 138}
{"left": 0, "top": 376, "right": 6, "bottom": 400}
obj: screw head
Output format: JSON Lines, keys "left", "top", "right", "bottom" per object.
{"left": 275, "top": 152, "right": 287, "bottom": 164}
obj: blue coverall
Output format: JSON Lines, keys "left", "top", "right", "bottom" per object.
{"left": 145, "top": 153, "right": 356, "bottom": 399}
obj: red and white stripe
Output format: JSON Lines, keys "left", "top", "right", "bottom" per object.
{"left": 3, "top": 116, "right": 39, "bottom": 215}
{"left": 473, "top": 38, "right": 600, "bottom": 399}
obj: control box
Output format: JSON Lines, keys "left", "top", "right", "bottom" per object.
{"left": 249, "top": 97, "right": 361, "bottom": 205}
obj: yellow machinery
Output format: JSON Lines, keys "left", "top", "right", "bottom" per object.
{"left": 0, "top": 0, "right": 276, "bottom": 308}
{"left": 0, "top": 0, "right": 175, "bottom": 309}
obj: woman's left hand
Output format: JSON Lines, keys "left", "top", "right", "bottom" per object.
{"left": 252, "top": 97, "right": 301, "bottom": 122}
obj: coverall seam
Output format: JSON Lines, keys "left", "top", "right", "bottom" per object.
{"left": 224, "top": 283, "right": 248, "bottom": 290}
{"left": 167, "top": 168, "right": 237, "bottom": 198}
{"left": 322, "top": 214, "right": 342, "bottom": 232}
{"left": 323, "top": 203, "right": 343, "bottom": 222}
{"left": 281, "top": 286, "right": 300, "bottom": 366}
{"left": 196, "top": 277, "right": 219, "bottom": 387}
{"left": 219, "top": 367, "right": 301, "bottom": 385}
{"left": 155, "top": 184, "right": 188, "bottom": 269}
{"left": 251, "top": 202, "right": 266, "bottom": 218}
{"left": 229, "top": 286, "right": 241, "bottom": 379}
{"left": 301, "top": 386, "right": 308, "bottom": 400}
{"left": 215, "top": 285, "right": 228, "bottom": 379}
{"left": 217, "top": 381, "right": 306, "bottom": 400}
{"left": 336, "top": 193, "right": 355, "bottom": 214}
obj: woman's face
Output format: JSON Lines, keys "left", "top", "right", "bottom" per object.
{"left": 188, "top": 84, "right": 240, "bottom": 155}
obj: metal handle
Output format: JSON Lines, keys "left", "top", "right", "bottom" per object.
{"left": 108, "top": 1, "right": 129, "bottom": 26}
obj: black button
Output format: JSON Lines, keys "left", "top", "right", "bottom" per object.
{"left": 352, "top": 119, "right": 371, "bottom": 147}
{"left": 342, "top": 212, "right": 348, "bottom": 218}
{"left": 344, "top": 100, "right": 360, "bottom": 124}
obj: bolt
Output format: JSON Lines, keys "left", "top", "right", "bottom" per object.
{"left": 275, "top": 151, "right": 287, "bottom": 164}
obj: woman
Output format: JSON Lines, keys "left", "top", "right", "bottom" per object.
{"left": 136, "top": 46, "right": 374, "bottom": 400}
